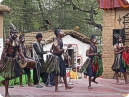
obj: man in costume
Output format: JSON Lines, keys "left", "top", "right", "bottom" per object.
{"left": 0, "top": 26, "right": 26, "bottom": 97}
{"left": 112, "top": 36, "right": 128, "bottom": 84}
{"left": 52, "top": 29, "right": 73, "bottom": 92}
{"left": 33, "top": 33, "right": 48, "bottom": 86}
{"left": 19, "top": 35, "right": 33, "bottom": 87}
{"left": 86, "top": 35, "right": 100, "bottom": 89}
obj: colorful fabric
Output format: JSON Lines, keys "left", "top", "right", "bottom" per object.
{"left": 86, "top": 44, "right": 98, "bottom": 77}
{"left": 80, "top": 54, "right": 103, "bottom": 77}
{"left": 112, "top": 54, "right": 126, "bottom": 72}
{"left": 0, "top": 70, "right": 42, "bottom": 86}
{"left": 70, "top": 71, "right": 78, "bottom": 79}
{"left": 122, "top": 51, "right": 129, "bottom": 70}
{"left": 122, "top": 51, "right": 129, "bottom": 69}
{"left": 97, "top": 58, "right": 103, "bottom": 77}
{"left": 89, "top": 56, "right": 103, "bottom": 77}
{"left": 92, "top": 56, "right": 99, "bottom": 73}
{"left": 67, "top": 72, "right": 70, "bottom": 77}
{"left": 87, "top": 57, "right": 97, "bottom": 77}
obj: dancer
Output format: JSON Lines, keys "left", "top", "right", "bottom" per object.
{"left": 112, "top": 36, "right": 128, "bottom": 84}
{"left": 0, "top": 26, "right": 26, "bottom": 97}
{"left": 52, "top": 29, "right": 73, "bottom": 92}
{"left": 19, "top": 35, "right": 33, "bottom": 87}
{"left": 86, "top": 35, "right": 100, "bottom": 89}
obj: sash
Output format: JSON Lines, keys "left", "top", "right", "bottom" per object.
{"left": 35, "top": 42, "right": 43, "bottom": 59}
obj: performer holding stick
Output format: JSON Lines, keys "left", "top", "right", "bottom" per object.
{"left": 0, "top": 23, "right": 27, "bottom": 97}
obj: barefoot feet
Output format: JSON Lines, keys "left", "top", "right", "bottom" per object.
{"left": 5, "top": 94, "right": 11, "bottom": 97}
{"left": 55, "top": 87, "right": 60, "bottom": 92}
{"left": 116, "top": 82, "right": 121, "bottom": 85}
{"left": 20, "top": 84, "right": 24, "bottom": 87}
{"left": 65, "top": 86, "right": 73, "bottom": 90}
{"left": 88, "top": 86, "right": 93, "bottom": 89}
{"left": 125, "top": 81, "right": 128, "bottom": 84}
{"left": 28, "top": 83, "right": 34, "bottom": 87}
{"left": 91, "top": 79, "right": 98, "bottom": 84}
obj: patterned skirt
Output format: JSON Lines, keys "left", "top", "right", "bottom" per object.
{"left": 86, "top": 58, "right": 97, "bottom": 77}
{"left": 112, "top": 54, "right": 126, "bottom": 73}
{"left": 0, "top": 56, "right": 22, "bottom": 79}
{"left": 42, "top": 55, "right": 60, "bottom": 74}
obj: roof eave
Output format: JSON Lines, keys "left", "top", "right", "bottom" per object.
{"left": 0, "top": 4, "right": 12, "bottom": 13}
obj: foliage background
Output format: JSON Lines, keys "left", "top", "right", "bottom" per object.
{"left": 1, "top": 0, "right": 102, "bottom": 37}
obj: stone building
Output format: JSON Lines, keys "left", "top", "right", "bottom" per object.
{"left": 99, "top": 0, "right": 129, "bottom": 78}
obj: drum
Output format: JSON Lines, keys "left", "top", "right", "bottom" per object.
{"left": 43, "top": 53, "right": 59, "bottom": 73}
{"left": 43, "top": 53, "right": 54, "bottom": 70}
{"left": 19, "top": 58, "right": 36, "bottom": 69}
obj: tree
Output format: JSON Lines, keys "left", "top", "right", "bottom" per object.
{"left": 2, "top": 0, "right": 102, "bottom": 36}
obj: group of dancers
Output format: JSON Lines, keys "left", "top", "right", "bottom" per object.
{"left": 82, "top": 34, "right": 129, "bottom": 89}
{"left": 0, "top": 23, "right": 128, "bottom": 97}
{"left": 0, "top": 26, "right": 73, "bottom": 97}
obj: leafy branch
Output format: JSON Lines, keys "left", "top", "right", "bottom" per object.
{"left": 68, "top": 0, "right": 102, "bottom": 31}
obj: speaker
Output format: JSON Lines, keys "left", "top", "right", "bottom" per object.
{"left": 113, "top": 29, "right": 125, "bottom": 46}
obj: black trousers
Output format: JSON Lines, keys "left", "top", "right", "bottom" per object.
{"left": 33, "top": 67, "right": 48, "bottom": 85}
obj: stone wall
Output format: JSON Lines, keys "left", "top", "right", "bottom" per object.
{"left": 102, "top": 10, "right": 115, "bottom": 78}
{"left": 102, "top": 8, "right": 129, "bottom": 78}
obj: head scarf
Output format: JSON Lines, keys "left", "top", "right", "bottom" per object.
{"left": 54, "top": 29, "right": 60, "bottom": 36}
{"left": 90, "top": 35, "right": 96, "bottom": 41}
{"left": 10, "top": 29, "right": 18, "bottom": 34}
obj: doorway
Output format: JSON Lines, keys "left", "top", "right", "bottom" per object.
{"left": 68, "top": 49, "right": 76, "bottom": 68}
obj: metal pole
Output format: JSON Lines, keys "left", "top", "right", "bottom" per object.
{"left": 68, "top": 68, "right": 74, "bottom": 85}
{"left": 46, "top": 73, "right": 52, "bottom": 87}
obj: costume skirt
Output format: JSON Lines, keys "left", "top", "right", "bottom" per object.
{"left": 52, "top": 55, "right": 66, "bottom": 77}
{"left": 0, "top": 56, "right": 22, "bottom": 79}
{"left": 86, "top": 58, "right": 97, "bottom": 77}
{"left": 113, "top": 54, "right": 126, "bottom": 73}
